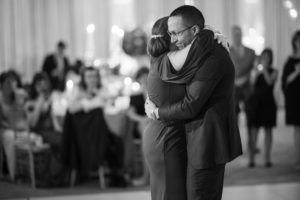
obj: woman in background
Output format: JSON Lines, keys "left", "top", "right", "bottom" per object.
{"left": 64, "top": 67, "right": 126, "bottom": 186}
{"left": 26, "top": 72, "right": 65, "bottom": 186}
{"left": 68, "top": 66, "right": 109, "bottom": 114}
{"left": 248, "top": 48, "right": 277, "bottom": 168}
{"left": 282, "top": 30, "right": 300, "bottom": 171}
{"left": 0, "top": 70, "right": 28, "bottom": 181}
{"left": 27, "top": 72, "right": 62, "bottom": 146}
{"left": 127, "top": 67, "right": 150, "bottom": 186}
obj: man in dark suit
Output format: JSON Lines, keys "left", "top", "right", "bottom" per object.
{"left": 145, "top": 5, "right": 242, "bottom": 200}
{"left": 42, "top": 41, "right": 69, "bottom": 91}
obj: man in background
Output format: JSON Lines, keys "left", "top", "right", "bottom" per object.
{"left": 229, "top": 25, "right": 256, "bottom": 160}
{"left": 42, "top": 41, "right": 69, "bottom": 91}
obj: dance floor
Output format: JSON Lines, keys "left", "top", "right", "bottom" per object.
{"left": 7, "top": 182, "right": 298, "bottom": 200}
{"left": 2, "top": 110, "right": 300, "bottom": 200}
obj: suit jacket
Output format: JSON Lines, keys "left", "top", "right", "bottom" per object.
{"left": 159, "top": 44, "right": 243, "bottom": 169}
{"left": 42, "top": 54, "right": 69, "bottom": 91}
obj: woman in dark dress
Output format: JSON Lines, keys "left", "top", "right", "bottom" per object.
{"left": 144, "top": 17, "right": 187, "bottom": 200}
{"left": 26, "top": 72, "right": 66, "bottom": 185}
{"left": 282, "top": 30, "right": 300, "bottom": 171}
{"left": 248, "top": 48, "right": 278, "bottom": 168}
{"left": 144, "top": 17, "right": 218, "bottom": 200}
{"left": 128, "top": 67, "right": 150, "bottom": 186}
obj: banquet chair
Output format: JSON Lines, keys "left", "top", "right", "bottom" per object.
{"left": 70, "top": 166, "right": 106, "bottom": 189}
{"left": 63, "top": 109, "right": 109, "bottom": 189}
{"left": 14, "top": 131, "right": 50, "bottom": 189}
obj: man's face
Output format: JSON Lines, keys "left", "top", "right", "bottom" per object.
{"left": 168, "top": 16, "right": 194, "bottom": 50}
{"left": 232, "top": 27, "right": 242, "bottom": 45}
{"left": 57, "top": 46, "right": 65, "bottom": 56}
{"left": 84, "top": 70, "right": 99, "bottom": 89}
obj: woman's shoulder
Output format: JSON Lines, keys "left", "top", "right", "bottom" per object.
{"left": 150, "top": 53, "right": 171, "bottom": 73}
{"left": 150, "top": 53, "right": 169, "bottom": 65}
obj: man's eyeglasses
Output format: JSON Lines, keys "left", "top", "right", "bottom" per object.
{"left": 167, "top": 26, "right": 193, "bottom": 39}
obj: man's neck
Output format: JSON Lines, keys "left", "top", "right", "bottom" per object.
{"left": 232, "top": 44, "right": 245, "bottom": 55}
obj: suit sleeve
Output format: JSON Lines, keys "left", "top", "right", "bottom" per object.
{"left": 158, "top": 58, "right": 223, "bottom": 121}
{"left": 42, "top": 55, "right": 52, "bottom": 74}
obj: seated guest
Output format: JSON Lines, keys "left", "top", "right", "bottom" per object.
{"left": 128, "top": 67, "right": 150, "bottom": 138}
{"left": 0, "top": 70, "right": 28, "bottom": 181}
{"left": 127, "top": 67, "right": 150, "bottom": 186}
{"left": 63, "top": 67, "right": 127, "bottom": 186}
{"left": 68, "top": 66, "right": 110, "bottom": 113}
{"left": 27, "top": 72, "right": 62, "bottom": 137}
{"left": 26, "top": 72, "right": 66, "bottom": 186}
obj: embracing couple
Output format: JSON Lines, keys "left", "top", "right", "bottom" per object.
{"left": 143, "top": 5, "right": 242, "bottom": 200}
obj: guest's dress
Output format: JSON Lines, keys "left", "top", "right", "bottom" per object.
{"left": 282, "top": 57, "right": 300, "bottom": 125}
{"left": 27, "top": 102, "right": 66, "bottom": 186}
{"left": 250, "top": 68, "right": 277, "bottom": 127}
{"left": 130, "top": 93, "right": 146, "bottom": 138}
{"left": 144, "top": 54, "right": 187, "bottom": 200}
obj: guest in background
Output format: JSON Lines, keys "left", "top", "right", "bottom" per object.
{"left": 282, "top": 30, "right": 300, "bottom": 171}
{"left": 26, "top": 72, "right": 65, "bottom": 186}
{"left": 127, "top": 67, "right": 150, "bottom": 186}
{"left": 248, "top": 48, "right": 277, "bottom": 168}
{"left": 0, "top": 70, "right": 28, "bottom": 181}
{"left": 67, "top": 66, "right": 112, "bottom": 119}
{"left": 71, "top": 59, "right": 85, "bottom": 75}
{"left": 230, "top": 25, "right": 256, "bottom": 154}
{"left": 128, "top": 67, "right": 150, "bottom": 138}
{"left": 27, "top": 72, "right": 62, "bottom": 136}
{"left": 68, "top": 66, "right": 110, "bottom": 114}
{"left": 42, "top": 41, "right": 69, "bottom": 91}
{"left": 64, "top": 67, "right": 127, "bottom": 186}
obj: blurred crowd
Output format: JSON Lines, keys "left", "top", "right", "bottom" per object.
{"left": 230, "top": 27, "right": 300, "bottom": 170}
{"left": 0, "top": 41, "right": 150, "bottom": 187}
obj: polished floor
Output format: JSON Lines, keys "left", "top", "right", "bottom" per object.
{"left": 8, "top": 182, "right": 299, "bottom": 200}
{"left": 1, "top": 110, "right": 300, "bottom": 200}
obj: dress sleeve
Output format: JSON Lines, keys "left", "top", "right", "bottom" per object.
{"left": 281, "top": 58, "right": 292, "bottom": 93}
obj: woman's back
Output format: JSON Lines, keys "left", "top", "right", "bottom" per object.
{"left": 147, "top": 54, "right": 185, "bottom": 108}
{"left": 143, "top": 54, "right": 187, "bottom": 200}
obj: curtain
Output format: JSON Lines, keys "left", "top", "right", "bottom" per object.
{"left": 263, "top": 0, "right": 300, "bottom": 106}
{"left": 0, "top": 0, "right": 110, "bottom": 83}
{"left": 1, "top": 0, "right": 299, "bottom": 84}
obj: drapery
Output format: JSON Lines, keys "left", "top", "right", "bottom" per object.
{"left": 0, "top": 0, "right": 110, "bottom": 82}
{"left": 0, "top": 0, "right": 299, "bottom": 85}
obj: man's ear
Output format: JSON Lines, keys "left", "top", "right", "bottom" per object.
{"left": 192, "top": 25, "right": 200, "bottom": 36}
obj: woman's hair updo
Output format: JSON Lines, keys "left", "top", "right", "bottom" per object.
{"left": 147, "top": 17, "right": 171, "bottom": 57}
